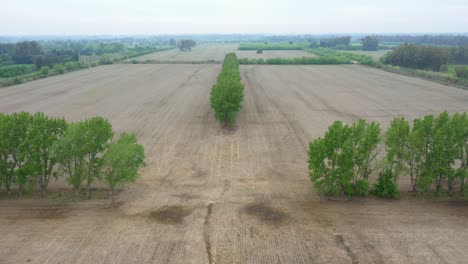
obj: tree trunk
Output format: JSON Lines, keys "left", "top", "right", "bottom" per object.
{"left": 41, "top": 186, "right": 46, "bottom": 197}
{"left": 109, "top": 188, "right": 114, "bottom": 203}
{"left": 436, "top": 175, "right": 443, "bottom": 193}
{"left": 448, "top": 178, "right": 454, "bottom": 195}
{"left": 18, "top": 184, "right": 23, "bottom": 197}
{"left": 410, "top": 171, "right": 416, "bottom": 192}
{"left": 86, "top": 182, "right": 91, "bottom": 200}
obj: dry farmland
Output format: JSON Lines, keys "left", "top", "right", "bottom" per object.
{"left": 133, "top": 44, "right": 239, "bottom": 62}
{"left": 0, "top": 62, "right": 468, "bottom": 264}
{"left": 131, "top": 44, "right": 318, "bottom": 63}
{"left": 236, "top": 50, "right": 317, "bottom": 59}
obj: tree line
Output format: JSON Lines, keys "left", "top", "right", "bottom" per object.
{"left": 0, "top": 112, "right": 145, "bottom": 200}
{"left": 319, "top": 37, "right": 351, "bottom": 48}
{"left": 210, "top": 53, "right": 244, "bottom": 127}
{"left": 382, "top": 44, "right": 452, "bottom": 71}
{"left": 308, "top": 112, "right": 467, "bottom": 198}
{"left": 377, "top": 35, "right": 468, "bottom": 46}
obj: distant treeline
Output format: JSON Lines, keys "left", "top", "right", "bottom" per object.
{"left": 383, "top": 44, "right": 468, "bottom": 71}
{"left": 0, "top": 41, "right": 168, "bottom": 68}
{"left": 377, "top": 35, "right": 468, "bottom": 46}
{"left": 319, "top": 37, "right": 351, "bottom": 48}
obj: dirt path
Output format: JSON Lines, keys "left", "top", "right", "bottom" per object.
{"left": 0, "top": 64, "right": 467, "bottom": 263}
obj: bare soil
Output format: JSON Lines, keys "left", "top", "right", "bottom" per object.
{"left": 0, "top": 64, "right": 467, "bottom": 263}
{"left": 236, "top": 50, "right": 317, "bottom": 59}
{"left": 133, "top": 44, "right": 239, "bottom": 62}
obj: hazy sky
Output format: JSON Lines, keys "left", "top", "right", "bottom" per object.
{"left": 2, "top": 0, "right": 468, "bottom": 35}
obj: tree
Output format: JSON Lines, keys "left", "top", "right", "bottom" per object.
{"left": 82, "top": 117, "right": 114, "bottom": 199}
{"left": 24, "top": 113, "right": 67, "bottom": 196}
{"left": 0, "top": 112, "right": 32, "bottom": 195}
{"left": 385, "top": 117, "right": 410, "bottom": 180}
{"left": 210, "top": 53, "right": 244, "bottom": 127}
{"left": 319, "top": 36, "right": 351, "bottom": 48}
{"left": 308, "top": 119, "right": 380, "bottom": 197}
{"left": 451, "top": 112, "right": 468, "bottom": 194}
{"left": 361, "top": 36, "right": 379, "bottom": 51}
{"left": 431, "top": 112, "right": 457, "bottom": 193}
{"left": 101, "top": 133, "right": 145, "bottom": 200}
{"left": 56, "top": 122, "right": 88, "bottom": 194}
{"left": 411, "top": 115, "right": 436, "bottom": 192}
{"left": 169, "top": 38, "right": 176, "bottom": 46}
{"left": 382, "top": 44, "right": 451, "bottom": 71}
{"left": 13, "top": 41, "right": 41, "bottom": 64}
{"left": 179, "top": 40, "right": 196, "bottom": 51}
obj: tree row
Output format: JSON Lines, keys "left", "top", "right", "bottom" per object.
{"left": 210, "top": 53, "right": 244, "bottom": 127}
{"left": 0, "top": 112, "right": 145, "bottom": 199}
{"left": 308, "top": 112, "right": 467, "bottom": 198}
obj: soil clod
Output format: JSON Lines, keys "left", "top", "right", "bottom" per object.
{"left": 149, "top": 205, "right": 193, "bottom": 224}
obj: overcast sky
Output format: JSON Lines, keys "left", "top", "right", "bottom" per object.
{"left": 2, "top": 0, "right": 468, "bottom": 35}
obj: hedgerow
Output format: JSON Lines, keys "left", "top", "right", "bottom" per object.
{"left": 210, "top": 53, "right": 244, "bottom": 127}
{"left": 308, "top": 112, "right": 468, "bottom": 198}
{"left": 0, "top": 112, "right": 145, "bottom": 200}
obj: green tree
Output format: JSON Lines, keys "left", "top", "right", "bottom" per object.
{"left": 24, "top": 113, "right": 67, "bottom": 196}
{"left": 411, "top": 115, "right": 436, "bottom": 192}
{"left": 210, "top": 53, "right": 244, "bottom": 127}
{"left": 361, "top": 36, "right": 379, "bottom": 51}
{"left": 82, "top": 117, "right": 114, "bottom": 199}
{"left": 101, "top": 133, "right": 145, "bottom": 200}
{"left": 451, "top": 112, "right": 468, "bottom": 194}
{"left": 178, "top": 40, "right": 196, "bottom": 51}
{"left": 385, "top": 117, "right": 410, "bottom": 180}
{"left": 56, "top": 122, "right": 88, "bottom": 194}
{"left": 308, "top": 121, "right": 354, "bottom": 196}
{"left": 0, "top": 112, "right": 32, "bottom": 195}
{"left": 431, "top": 112, "right": 457, "bottom": 193}
{"left": 308, "top": 119, "right": 379, "bottom": 197}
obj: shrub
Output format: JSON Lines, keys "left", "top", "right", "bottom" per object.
{"left": 99, "top": 56, "right": 114, "bottom": 65}
{"left": 0, "top": 64, "right": 36, "bottom": 78}
{"left": 53, "top": 64, "right": 65, "bottom": 74}
{"left": 455, "top": 66, "right": 468, "bottom": 78}
{"left": 40, "top": 66, "right": 50, "bottom": 75}
{"left": 64, "top": 61, "right": 82, "bottom": 71}
{"left": 373, "top": 169, "right": 399, "bottom": 198}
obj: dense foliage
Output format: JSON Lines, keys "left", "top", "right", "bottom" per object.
{"left": 210, "top": 53, "right": 244, "bottom": 126}
{"left": 308, "top": 112, "right": 468, "bottom": 198}
{"left": 376, "top": 35, "right": 468, "bottom": 46}
{"left": 455, "top": 66, "right": 468, "bottom": 79}
{"left": 0, "top": 113, "right": 145, "bottom": 199}
{"left": 308, "top": 120, "right": 381, "bottom": 197}
{"left": 0, "top": 64, "right": 36, "bottom": 78}
{"left": 382, "top": 44, "right": 451, "bottom": 71}
{"left": 319, "top": 37, "right": 351, "bottom": 48}
{"left": 179, "top": 40, "right": 197, "bottom": 51}
{"left": 361, "top": 36, "right": 379, "bottom": 51}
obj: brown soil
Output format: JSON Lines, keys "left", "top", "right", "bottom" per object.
{"left": 0, "top": 64, "right": 467, "bottom": 263}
